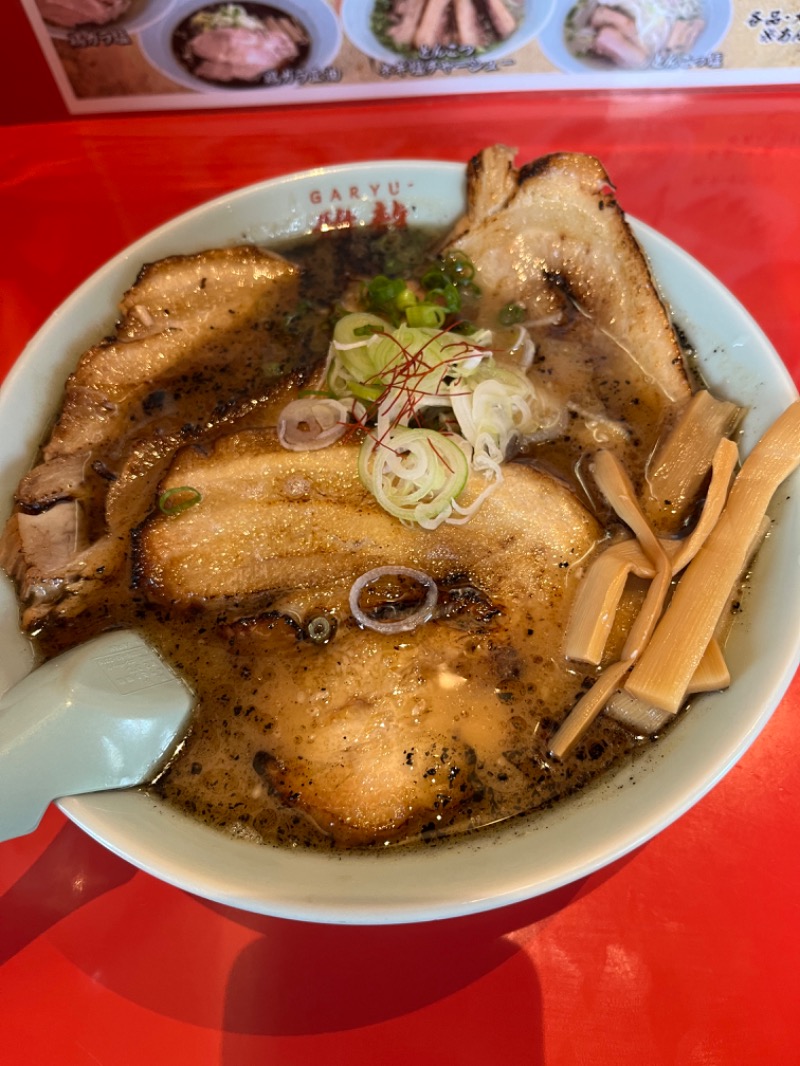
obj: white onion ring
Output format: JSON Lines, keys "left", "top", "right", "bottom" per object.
{"left": 348, "top": 566, "right": 438, "bottom": 634}
{"left": 278, "top": 397, "right": 349, "bottom": 451}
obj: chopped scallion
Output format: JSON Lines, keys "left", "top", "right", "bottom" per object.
{"left": 348, "top": 381, "right": 384, "bottom": 404}
{"left": 498, "top": 302, "right": 526, "bottom": 326}
{"left": 426, "top": 282, "right": 461, "bottom": 313}
{"left": 394, "top": 287, "right": 418, "bottom": 311}
{"left": 421, "top": 268, "right": 448, "bottom": 291}
{"left": 158, "top": 486, "right": 202, "bottom": 516}
{"left": 442, "top": 250, "right": 475, "bottom": 281}
{"left": 405, "top": 303, "right": 447, "bottom": 328}
{"left": 305, "top": 614, "right": 337, "bottom": 644}
{"left": 364, "top": 275, "right": 407, "bottom": 321}
{"left": 457, "top": 278, "right": 482, "bottom": 299}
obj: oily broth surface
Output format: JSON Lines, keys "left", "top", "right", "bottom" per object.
{"left": 142, "top": 226, "right": 672, "bottom": 851}
{"left": 146, "top": 573, "right": 642, "bottom": 849}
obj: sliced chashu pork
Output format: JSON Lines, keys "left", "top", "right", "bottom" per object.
{"left": 45, "top": 246, "right": 300, "bottom": 461}
{"left": 1, "top": 245, "right": 299, "bottom": 632}
{"left": 134, "top": 433, "right": 601, "bottom": 612}
{"left": 134, "top": 434, "right": 603, "bottom": 842}
{"left": 443, "top": 146, "right": 691, "bottom": 406}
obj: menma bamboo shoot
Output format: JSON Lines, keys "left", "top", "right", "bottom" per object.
{"left": 626, "top": 401, "right": 800, "bottom": 713}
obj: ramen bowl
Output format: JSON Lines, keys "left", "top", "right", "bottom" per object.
{"left": 1, "top": 161, "right": 798, "bottom": 924}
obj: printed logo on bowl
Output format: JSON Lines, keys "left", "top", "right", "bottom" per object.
{"left": 309, "top": 178, "right": 411, "bottom": 231}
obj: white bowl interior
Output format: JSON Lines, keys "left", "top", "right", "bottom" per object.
{"left": 1, "top": 161, "right": 797, "bottom": 924}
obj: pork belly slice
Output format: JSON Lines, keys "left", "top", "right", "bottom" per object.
{"left": 134, "top": 433, "right": 602, "bottom": 614}
{"left": 443, "top": 146, "right": 691, "bottom": 405}
{"left": 116, "top": 245, "right": 298, "bottom": 340}
{"left": 454, "top": 0, "right": 489, "bottom": 48}
{"left": 0, "top": 508, "right": 86, "bottom": 602}
{"left": 413, "top": 0, "right": 452, "bottom": 48}
{"left": 243, "top": 590, "right": 584, "bottom": 844}
{"left": 447, "top": 140, "right": 518, "bottom": 240}
{"left": 1, "top": 245, "right": 299, "bottom": 633}
{"left": 484, "top": 0, "right": 518, "bottom": 39}
{"left": 387, "top": 0, "right": 428, "bottom": 46}
{"left": 226, "top": 614, "right": 481, "bottom": 843}
{"left": 36, "top": 0, "right": 131, "bottom": 28}
{"left": 46, "top": 246, "right": 299, "bottom": 461}
{"left": 0, "top": 508, "right": 119, "bottom": 631}
{"left": 592, "top": 26, "right": 650, "bottom": 67}
{"left": 14, "top": 451, "right": 94, "bottom": 514}
{"left": 248, "top": 619, "right": 500, "bottom": 844}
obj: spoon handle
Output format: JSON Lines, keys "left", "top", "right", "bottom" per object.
{"left": 0, "top": 630, "right": 193, "bottom": 842}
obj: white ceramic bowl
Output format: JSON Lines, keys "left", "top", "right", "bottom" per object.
{"left": 1, "top": 161, "right": 798, "bottom": 924}
{"left": 341, "top": 0, "right": 555, "bottom": 64}
{"left": 138, "top": 0, "right": 342, "bottom": 94}
{"left": 39, "top": 0, "right": 167, "bottom": 39}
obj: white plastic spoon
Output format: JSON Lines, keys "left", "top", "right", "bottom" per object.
{"left": 0, "top": 629, "right": 193, "bottom": 842}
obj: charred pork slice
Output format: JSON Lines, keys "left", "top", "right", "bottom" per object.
{"left": 1, "top": 245, "right": 299, "bottom": 633}
{"left": 136, "top": 434, "right": 602, "bottom": 842}
{"left": 134, "top": 433, "right": 602, "bottom": 613}
{"left": 117, "top": 245, "right": 296, "bottom": 340}
{"left": 45, "top": 246, "right": 300, "bottom": 461}
{"left": 443, "top": 146, "right": 691, "bottom": 405}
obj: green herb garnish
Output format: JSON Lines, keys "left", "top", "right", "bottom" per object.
{"left": 158, "top": 486, "right": 202, "bottom": 516}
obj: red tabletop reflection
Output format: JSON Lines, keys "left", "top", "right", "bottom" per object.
{"left": 1, "top": 84, "right": 800, "bottom": 1065}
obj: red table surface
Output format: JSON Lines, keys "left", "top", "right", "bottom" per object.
{"left": 1, "top": 88, "right": 800, "bottom": 1066}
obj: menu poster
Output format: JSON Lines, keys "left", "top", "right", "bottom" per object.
{"left": 21, "top": 0, "right": 800, "bottom": 114}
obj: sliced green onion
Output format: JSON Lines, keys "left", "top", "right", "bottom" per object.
{"left": 358, "top": 426, "right": 470, "bottom": 529}
{"left": 278, "top": 397, "right": 350, "bottom": 451}
{"left": 394, "top": 287, "right": 418, "bottom": 311}
{"left": 405, "top": 303, "right": 447, "bottom": 328}
{"left": 305, "top": 614, "right": 337, "bottom": 644}
{"left": 364, "top": 275, "right": 407, "bottom": 321}
{"left": 442, "top": 250, "right": 475, "bottom": 281}
{"left": 421, "top": 268, "right": 448, "bottom": 291}
{"left": 349, "top": 566, "right": 438, "bottom": 634}
{"left": 348, "top": 381, "right": 384, "bottom": 404}
{"left": 498, "top": 302, "right": 526, "bottom": 326}
{"left": 334, "top": 312, "right": 388, "bottom": 346}
{"left": 327, "top": 313, "right": 391, "bottom": 399}
{"left": 431, "top": 283, "right": 462, "bottom": 312}
{"left": 284, "top": 299, "right": 314, "bottom": 331}
{"left": 190, "top": 4, "right": 264, "bottom": 32}
{"left": 366, "top": 275, "right": 404, "bottom": 302}
{"left": 158, "top": 486, "right": 202, "bottom": 516}
{"left": 449, "top": 363, "right": 563, "bottom": 475}
{"left": 457, "top": 278, "right": 482, "bottom": 298}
